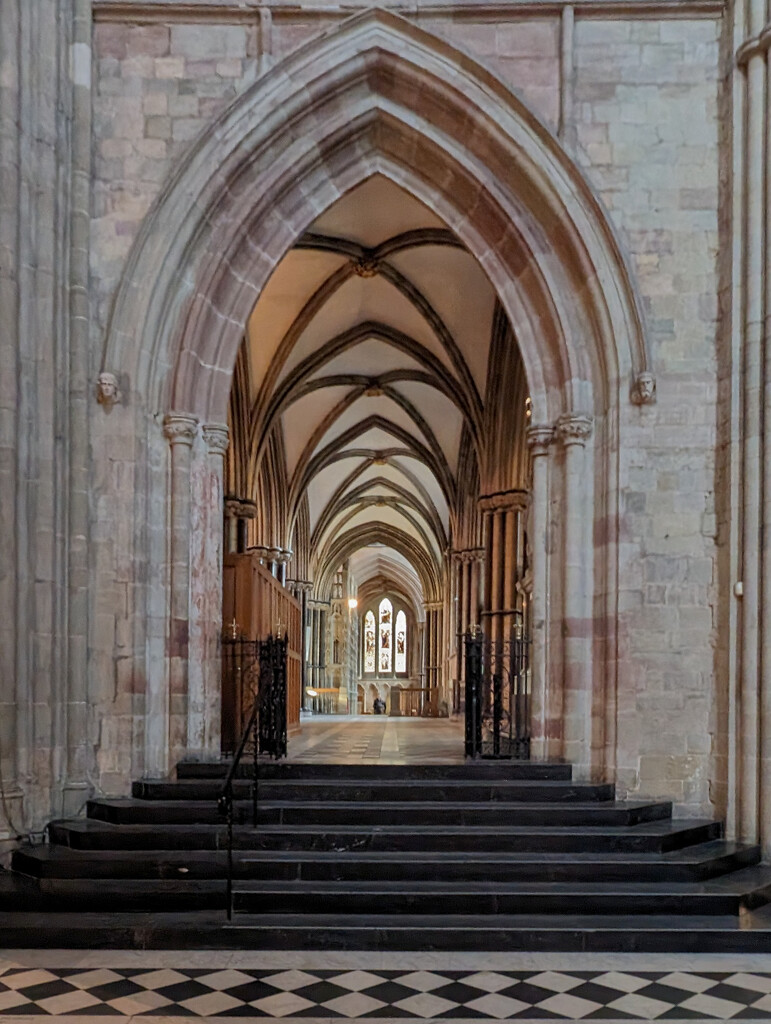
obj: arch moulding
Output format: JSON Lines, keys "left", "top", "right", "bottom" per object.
{"left": 97, "top": 7, "right": 648, "bottom": 783}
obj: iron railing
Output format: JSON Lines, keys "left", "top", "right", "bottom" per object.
{"left": 221, "top": 637, "right": 259, "bottom": 754}
{"left": 464, "top": 622, "right": 531, "bottom": 759}
{"left": 218, "top": 633, "right": 288, "bottom": 920}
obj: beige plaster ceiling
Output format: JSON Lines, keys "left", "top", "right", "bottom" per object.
{"left": 244, "top": 173, "right": 504, "bottom": 604}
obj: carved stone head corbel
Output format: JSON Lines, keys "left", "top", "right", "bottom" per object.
{"left": 631, "top": 371, "right": 656, "bottom": 405}
{"left": 96, "top": 371, "right": 122, "bottom": 408}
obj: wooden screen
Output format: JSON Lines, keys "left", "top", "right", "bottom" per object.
{"left": 222, "top": 553, "right": 302, "bottom": 747}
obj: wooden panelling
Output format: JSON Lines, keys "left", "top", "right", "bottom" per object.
{"left": 222, "top": 553, "right": 302, "bottom": 743}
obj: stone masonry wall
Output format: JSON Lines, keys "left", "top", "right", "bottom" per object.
{"left": 88, "top": 5, "right": 723, "bottom": 818}
{"left": 572, "top": 18, "right": 721, "bottom": 814}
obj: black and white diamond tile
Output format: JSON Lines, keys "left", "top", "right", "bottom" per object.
{"left": 4, "top": 965, "right": 771, "bottom": 1018}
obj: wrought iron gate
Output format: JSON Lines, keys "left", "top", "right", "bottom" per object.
{"left": 221, "top": 633, "right": 288, "bottom": 758}
{"left": 464, "top": 624, "right": 531, "bottom": 759}
{"left": 219, "top": 632, "right": 288, "bottom": 919}
{"left": 257, "top": 634, "right": 288, "bottom": 758}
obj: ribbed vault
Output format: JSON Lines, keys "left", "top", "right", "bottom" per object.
{"left": 227, "top": 175, "right": 530, "bottom": 605}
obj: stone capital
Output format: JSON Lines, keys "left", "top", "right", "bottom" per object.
{"left": 478, "top": 489, "right": 530, "bottom": 514}
{"left": 526, "top": 423, "right": 554, "bottom": 456}
{"left": 454, "top": 547, "right": 485, "bottom": 564}
{"left": 289, "top": 579, "right": 313, "bottom": 594}
{"left": 225, "top": 497, "right": 258, "bottom": 519}
{"left": 555, "top": 413, "right": 593, "bottom": 447}
{"left": 163, "top": 412, "right": 198, "bottom": 447}
{"left": 202, "top": 422, "right": 229, "bottom": 455}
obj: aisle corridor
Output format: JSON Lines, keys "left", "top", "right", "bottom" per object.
{"left": 286, "top": 717, "right": 465, "bottom": 764}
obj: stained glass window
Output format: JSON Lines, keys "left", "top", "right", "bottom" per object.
{"left": 364, "top": 610, "right": 376, "bottom": 673}
{"left": 395, "top": 610, "right": 407, "bottom": 674}
{"left": 379, "top": 598, "right": 392, "bottom": 673}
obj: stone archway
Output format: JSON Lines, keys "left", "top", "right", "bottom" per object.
{"left": 97, "top": 8, "right": 649, "bottom": 782}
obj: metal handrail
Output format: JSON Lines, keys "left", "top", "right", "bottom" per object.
{"left": 218, "top": 691, "right": 260, "bottom": 921}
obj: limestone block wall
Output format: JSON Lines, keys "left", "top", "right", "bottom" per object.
{"left": 86, "top": 0, "right": 724, "bottom": 821}
{"left": 2, "top": 0, "right": 749, "bottom": 839}
{"left": 91, "top": 20, "right": 260, "bottom": 330}
{"left": 572, "top": 18, "right": 722, "bottom": 813}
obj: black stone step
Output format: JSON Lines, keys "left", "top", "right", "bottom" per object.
{"left": 221, "top": 910, "right": 771, "bottom": 952}
{"left": 0, "top": 873, "right": 224, "bottom": 912}
{"left": 2, "top": 908, "right": 771, "bottom": 951}
{"left": 44, "top": 818, "right": 718, "bottom": 855}
{"left": 236, "top": 840, "right": 759, "bottom": 883}
{"left": 19, "top": 753, "right": 766, "bottom": 948}
{"left": 132, "top": 778, "right": 613, "bottom": 803}
{"left": 13, "top": 846, "right": 233, "bottom": 880}
{"left": 14, "top": 822, "right": 724, "bottom": 877}
{"left": 231, "top": 872, "right": 771, "bottom": 917}
{"left": 2, "top": 862, "right": 767, "bottom": 916}
{"left": 86, "top": 797, "right": 664, "bottom": 827}
{"left": 176, "top": 760, "right": 573, "bottom": 781}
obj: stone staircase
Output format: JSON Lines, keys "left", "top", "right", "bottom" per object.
{"left": 5, "top": 759, "right": 771, "bottom": 949}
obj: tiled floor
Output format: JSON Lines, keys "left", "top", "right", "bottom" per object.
{"left": 12, "top": 723, "right": 767, "bottom": 1021}
{"left": 287, "top": 717, "right": 465, "bottom": 763}
{"left": 4, "top": 951, "right": 771, "bottom": 1021}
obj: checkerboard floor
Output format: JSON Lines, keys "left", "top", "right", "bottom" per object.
{"left": 4, "top": 953, "right": 771, "bottom": 1020}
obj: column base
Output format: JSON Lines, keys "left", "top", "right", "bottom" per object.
{"left": 61, "top": 781, "right": 92, "bottom": 818}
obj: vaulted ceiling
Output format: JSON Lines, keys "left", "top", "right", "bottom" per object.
{"left": 230, "top": 175, "right": 529, "bottom": 609}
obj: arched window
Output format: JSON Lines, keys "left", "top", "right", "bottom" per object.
{"left": 364, "top": 610, "right": 376, "bottom": 673}
{"left": 395, "top": 610, "right": 407, "bottom": 674}
{"left": 379, "top": 598, "right": 392, "bottom": 673}
{"left": 362, "top": 597, "right": 409, "bottom": 678}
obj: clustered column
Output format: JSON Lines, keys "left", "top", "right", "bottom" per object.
{"left": 452, "top": 548, "right": 484, "bottom": 698}
{"left": 250, "top": 545, "right": 292, "bottom": 582}
{"left": 307, "top": 601, "right": 329, "bottom": 699}
{"left": 555, "top": 413, "right": 593, "bottom": 776}
{"left": 223, "top": 499, "right": 257, "bottom": 553}
{"left": 199, "top": 424, "right": 229, "bottom": 756}
{"left": 735, "top": 0, "right": 771, "bottom": 848}
{"left": 479, "top": 491, "right": 530, "bottom": 649}
{"left": 162, "top": 413, "right": 198, "bottom": 768}
{"left": 526, "top": 424, "right": 555, "bottom": 759}
{"left": 423, "top": 602, "right": 444, "bottom": 695}
{"left": 187, "top": 424, "right": 229, "bottom": 760}
{"left": 288, "top": 581, "right": 313, "bottom": 702}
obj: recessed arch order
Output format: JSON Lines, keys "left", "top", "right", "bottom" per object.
{"left": 103, "top": 7, "right": 649, "bottom": 425}
{"left": 97, "top": 5, "right": 651, "bottom": 780}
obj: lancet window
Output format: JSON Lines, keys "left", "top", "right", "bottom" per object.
{"left": 364, "top": 610, "right": 376, "bottom": 674}
{"left": 362, "top": 597, "right": 409, "bottom": 678}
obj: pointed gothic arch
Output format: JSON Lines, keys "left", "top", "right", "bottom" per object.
{"left": 96, "top": 7, "right": 650, "bottom": 781}
{"left": 103, "top": 7, "right": 648, "bottom": 421}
